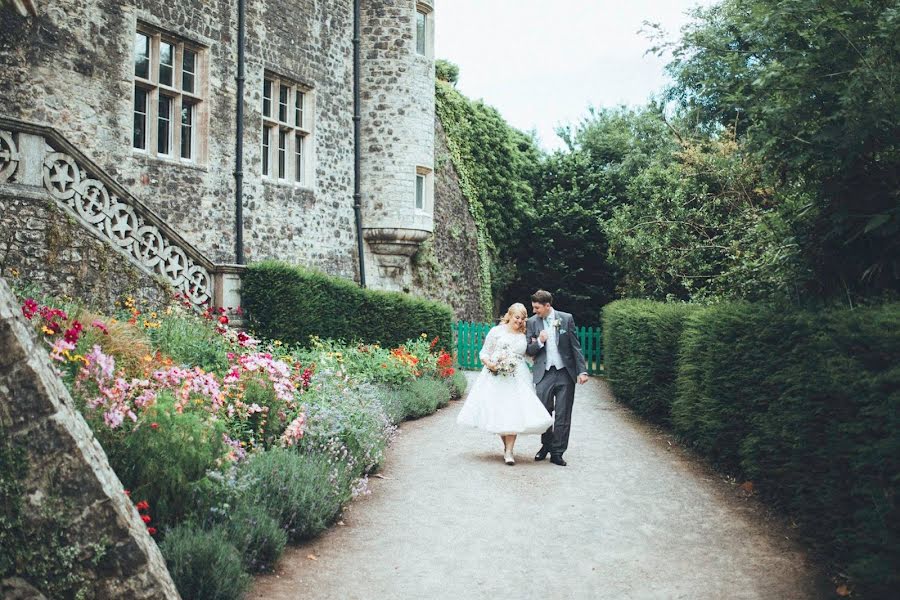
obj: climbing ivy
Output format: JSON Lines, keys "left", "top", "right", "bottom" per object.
{"left": 434, "top": 72, "right": 541, "bottom": 317}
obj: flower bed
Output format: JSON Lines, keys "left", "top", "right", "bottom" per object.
{"left": 4, "top": 288, "right": 466, "bottom": 600}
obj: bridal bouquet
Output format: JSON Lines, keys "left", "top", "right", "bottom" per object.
{"left": 490, "top": 346, "right": 519, "bottom": 376}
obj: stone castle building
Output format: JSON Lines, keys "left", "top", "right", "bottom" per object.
{"left": 0, "top": 0, "right": 485, "bottom": 319}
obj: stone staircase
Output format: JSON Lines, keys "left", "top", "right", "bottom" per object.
{"left": 0, "top": 116, "right": 242, "bottom": 312}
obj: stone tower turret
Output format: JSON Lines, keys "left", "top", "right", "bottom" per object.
{"left": 359, "top": 0, "right": 436, "bottom": 290}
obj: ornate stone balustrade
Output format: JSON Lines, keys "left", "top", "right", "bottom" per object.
{"left": 0, "top": 117, "right": 242, "bottom": 311}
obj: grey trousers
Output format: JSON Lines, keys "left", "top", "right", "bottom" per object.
{"left": 535, "top": 366, "right": 575, "bottom": 456}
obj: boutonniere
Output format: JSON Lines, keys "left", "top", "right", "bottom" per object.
{"left": 551, "top": 318, "right": 562, "bottom": 329}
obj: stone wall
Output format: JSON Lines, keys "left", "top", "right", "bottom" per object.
{"left": 0, "top": 191, "right": 172, "bottom": 312}
{"left": 0, "top": 277, "right": 180, "bottom": 599}
{"left": 408, "top": 116, "right": 486, "bottom": 321}
{"left": 359, "top": 0, "right": 436, "bottom": 289}
{"left": 0, "top": 0, "right": 359, "bottom": 276}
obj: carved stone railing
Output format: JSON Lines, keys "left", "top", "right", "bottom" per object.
{"left": 0, "top": 117, "right": 243, "bottom": 311}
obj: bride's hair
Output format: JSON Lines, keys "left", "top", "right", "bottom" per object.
{"left": 500, "top": 303, "right": 527, "bottom": 332}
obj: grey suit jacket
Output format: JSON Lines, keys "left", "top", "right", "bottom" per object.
{"left": 525, "top": 311, "right": 588, "bottom": 385}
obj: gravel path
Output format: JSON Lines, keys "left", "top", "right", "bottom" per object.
{"left": 250, "top": 375, "right": 830, "bottom": 600}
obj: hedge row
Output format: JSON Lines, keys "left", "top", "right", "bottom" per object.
{"left": 242, "top": 261, "right": 454, "bottom": 349}
{"left": 602, "top": 299, "right": 900, "bottom": 598}
{"left": 602, "top": 300, "right": 697, "bottom": 422}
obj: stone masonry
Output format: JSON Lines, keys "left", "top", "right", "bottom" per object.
{"left": 0, "top": 1, "right": 485, "bottom": 317}
{"left": 0, "top": 277, "right": 180, "bottom": 599}
{"left": 359, "top": 0, "right": 436, "bottom": 289}
{"left": 0, "top": 192, "right": 173, "bottom": 312}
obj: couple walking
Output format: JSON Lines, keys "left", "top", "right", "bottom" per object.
{"left": 457, "top": 290, "right": 589, "bottom": 466}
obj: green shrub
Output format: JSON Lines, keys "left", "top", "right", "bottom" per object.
{"left": 95, "top": 392, "right": 228, "bottom": 528}
{"left": 734, "top": 305, "right": 900, "bottom": 597}
{"left": 395, "top": 376, "right": 451, "bottom": 419}
{"left": 671, "top": 303, "right": 791, "bottom": 471}
{"left": 242, "top": 448, "right": 351, "bottom": 541}
{"left": 161, "top": 524, "right": 250, "bottom": 600}
{"left": 299, "top": 381, "right": 393, "bottom": 476}
{"left": 602, "top": 300, "right": 696, "bottom": 422}
{"left": 242, "top": 261, "right": 453, "bottom": 350}
{"left": 223, "top": 503, "right": 287, "bottom": 573}
{"left": 446, "top": 370, "right": 468, "bottom": 400}
{"left": 671, "top": 302, "right": 900, "bottom": 597}
{"left": 147, "top": 312, "right": 230, "bottom": 374}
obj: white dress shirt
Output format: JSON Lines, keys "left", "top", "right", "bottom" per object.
{"left": 541, "top": 309, "right": 565, "bottom": 371}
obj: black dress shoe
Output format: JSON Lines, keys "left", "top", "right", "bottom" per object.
{"left": 534, "top": 447, "right": 549, "bottom": 461}
{"left": 550, "top": 455, "right": 567, "bottom": 466}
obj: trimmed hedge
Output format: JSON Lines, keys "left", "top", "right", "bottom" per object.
{"left": 603, "top": 300, "right": 900, "bottom": 598}
{"left": 602, "top": 300, "right": 697, "bottom": 422}
{"left": 242, "top": 261, "right": 453, "bottom": 349}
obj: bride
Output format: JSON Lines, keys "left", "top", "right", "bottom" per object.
{"left": 456, "top": 303, "right": 554, "bottom": 465}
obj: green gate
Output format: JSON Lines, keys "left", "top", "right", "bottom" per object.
{"left": 452, "top": 321, "right": 603, "bottom": 375}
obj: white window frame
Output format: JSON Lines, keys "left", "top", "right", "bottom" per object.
{"left": 261, "top": 73, "right": 314, "bottom": 187}
{"left": 415, "top": 3, "right": 434, "bottom": 59}
{"left": 132, "top": 25, "right": 206, "bottom": 164}
{"left": 415, "top": 166, "right": 433, "bottom": 213}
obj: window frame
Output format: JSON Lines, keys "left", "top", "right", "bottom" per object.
{"left": 414, "top": 166, "right": 433, "bottom": 213}
{"left": 414, "top": 2, "right": 434, "bottom": 59}
{"left": 261, "top": 73, "right": 314, "bottom": 187}
{"left": 132, "top": 25, "right": 206, "bottom": 165}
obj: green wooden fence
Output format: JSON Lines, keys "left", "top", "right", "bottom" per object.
{"left": 451, "top": 322, "right": 603, "bottom": 375}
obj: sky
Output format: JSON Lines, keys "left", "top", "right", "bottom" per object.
{"left": 434, "top": 0, "right": 715, "bottom": 151}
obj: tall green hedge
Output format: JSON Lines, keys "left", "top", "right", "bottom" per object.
{"left": 602, "top": 300, "right": 697, "bottom": 422}
{"left": 603, "top": 300, "right": 900, "bottom": 597}
{"left": 241, "top": 261, "right": 453, "bottom": 349}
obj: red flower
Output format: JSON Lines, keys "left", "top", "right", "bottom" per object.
{"left": 123, "top": 489, "right": 131, "bottom": 497}
{"left": 218, "top": 315, "right": 229, "bottom": 325}
{"left": 64, "top": 320, "right": 83, "bottom": 344}
{"left": 21, "top": 298, "right": 39, "bottom": 320}
{"left": 141, "top": 514, "right": 152, "bottom": 524}
{"left": 91, "top": 320, "right": 109, "bottom": 335}
{"left": 235, "top": 306, "right": 245, "bottom": 316}
{"left": 146, "top": 527, "right": 157, "bottom": 536}
{"left": 150, "top": 422, "right": 159, "bottom": 430}
{"left": 136, "top": 500, "right": 150, "bottom": 512}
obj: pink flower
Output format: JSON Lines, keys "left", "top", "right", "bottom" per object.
{"left": 49, "top": 338, "right": 76, "bottom": 362}
{"left": 103, "top": 409, "right": 125, "bottom": 429}
{"left": 280, "top": 415, "right": 306, "bottom": 447}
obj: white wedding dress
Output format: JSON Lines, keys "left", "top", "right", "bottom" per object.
{"left": 457, "top": 324, "right": 554, "bottom": 435}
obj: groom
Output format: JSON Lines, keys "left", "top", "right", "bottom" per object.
{"left": 526, "top": 290, "right": 589, "bottom": 466}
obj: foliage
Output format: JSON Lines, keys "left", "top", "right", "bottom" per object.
{"left": 242, "top": 261, "right": 453, "bottom": 349}
{"left": 605, "top": 124, "right": 812, "bottom": 302}
{"left": 241, "top": 448, "right": 352, "bottom": 542}
{"left": 91, "top": 391, "right": 228, "bottom": 528}
{"left": 446, "top": 369, "right": 468, "bottom": 400}
{"left": 435, "top": 58, "right": 459, "bottom": 84}
{"left": 607, "top": 299, "right": 900, "bottom": 597}
{"left": 10, "top": 284, "right": 459, "bottom": 599}
{"left": 161, "top": 524, "right": 251, "bottom": 600}
{"left": 435, "top": 77, "right": 542, "bottom": 314}
{"left": 147, "top": 311, "right": 231, "bottom": 374}
{"left": 663, "top": 0, "right": 900, "bottom": 300}
{"left": 602, "top": 300, "right": 696, "bottom": 421}
{"left": 299, "top": 379, "right": 394, "bottom": 476}
{"left": 394, "top": 376, "right": 453, "bottom": 420}
{"left": 222, "top": 502, "right": 287, "bottom": 574}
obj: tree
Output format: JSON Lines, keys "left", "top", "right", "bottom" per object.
{"left": 665, "top": 0, "right": 900, "bottom": 300}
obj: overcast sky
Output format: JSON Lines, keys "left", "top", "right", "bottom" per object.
{"left": 434, "top": 0, "right": 715, "bottom": 151}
